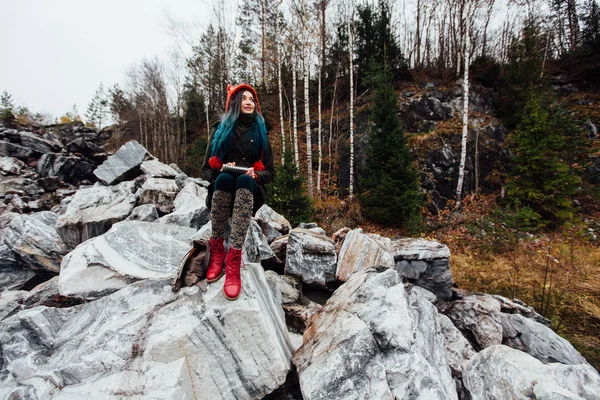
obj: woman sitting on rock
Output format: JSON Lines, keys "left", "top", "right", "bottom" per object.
{"left": 201, "top": 83, "right": 274, "bottom": 300}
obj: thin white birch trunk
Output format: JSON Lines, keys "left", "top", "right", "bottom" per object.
{"left": 348, "top": 12, "right": 355, "bottom": 198}
{"left": 292, "top": 48, "right": 299, "bottom": 170}
{"left": 277, "top": 21, "right": 286, "bottom": 164}
{"left": 328, "top": 70, "right": 338, "bottom": 188}
{"left": 317, "top": 45, "right": 322, "bottom": 195}
{"left": 455, "top": 27, "right": 470, "bottom": 209}
{"left": 304, "top": 44, "right": 314, "bottom": 198}
{"left": 205, "top": 90, "right": 210, "bottom": 140}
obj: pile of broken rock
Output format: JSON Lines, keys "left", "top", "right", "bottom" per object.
{"left": 1, "top": 137, "right": 599, "bottom": 399}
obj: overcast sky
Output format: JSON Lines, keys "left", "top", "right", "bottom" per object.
{"left": 0, "top": 0, "right": 212, "bottom": 121}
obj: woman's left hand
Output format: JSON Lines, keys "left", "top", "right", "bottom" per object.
{"left": 246, "top": 167, "right": 258, "bottom": 181}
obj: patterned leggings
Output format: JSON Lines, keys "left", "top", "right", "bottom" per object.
{"left": 210, "top": 172, "right": 258, "bottom": 249}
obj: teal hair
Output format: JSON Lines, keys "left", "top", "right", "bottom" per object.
{"left": 211, "top": 92, "right": 268, "bottom": 159}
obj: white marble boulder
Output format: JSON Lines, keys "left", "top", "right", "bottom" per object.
{"left": 0, "top": 266, "right": 293, "bottom": 399}
{"left": 140, "top": 159, "right": 179, "bottom": 178}
{"left": 93, "top": 139, "right": 149, "bottom": 185}
{"left": 463, "top": 345, "right": 600, "bottom": 399}
{"left": 59, "top": 220, "right": 196, "bottom": 300}
{"left": 3, "top": 212, "right": 67, "bottom": 273}
{"left": 293, "top": 267, "right": 457, "bottom": 400}
{"left": 285, "top": 228, "right": 337, "bottom": 288}
{"left": 391, "top": 238, "right": 453, "bottom": 300}
{"left": 56, "top": 181, "right": 137, "bottom": 249}
{"left": 254, "top": 205, "right": 292, "bottom": 243}
{"left": 157, "top": 181, "right": 209, "bottom": 229}
{"left": 438, "top": 294, "right": 504, "bottom": 351}
{"left": 336, "top": 228, "right": 394, "bottom": 281}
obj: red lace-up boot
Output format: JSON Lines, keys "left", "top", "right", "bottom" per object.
{"left": 206, "top": 238, "right": 226, "bottom": 282}
{"left": 223, "top": 248, "right": 243, "bottom": 300}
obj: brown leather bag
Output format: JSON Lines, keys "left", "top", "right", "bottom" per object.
{"left": 171, "top": 239, "right": 211, "bottom": 293}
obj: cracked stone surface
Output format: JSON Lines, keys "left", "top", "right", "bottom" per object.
{"left": 1, "top": 265, "right": 293, "bottom": 399}
{"left": 293, "top": 267, "right": 456, "bottom": 400}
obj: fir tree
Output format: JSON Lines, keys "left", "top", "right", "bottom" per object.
{"left": 359, "top": 68, "right": 423, "bottom": 230}
{"left": 0, "top": 90, "right": 15, "bottom": 119}
{"left": 269, "top": 149, "right": 313, "bottom": 226}
{"left": 506, "top": 92, "right": 583, "bottom": 228}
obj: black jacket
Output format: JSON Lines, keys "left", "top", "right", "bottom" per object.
{"left": 201, "top": 122, "right": 275, "bottom": 213}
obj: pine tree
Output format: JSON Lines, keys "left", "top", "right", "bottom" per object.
{"left": 359, "top": 68, "right": 423, "bottom": 230}
{"left": 86, "top": 83, "right": 108, "bottom": 129}
{"left": 0, "top": 90, "right": 15, "bottom": 119}
{"left": 506, "top": 92, "right": 582, "bottom": 228}
{"left": 270, "top": 149, "right": 314, "bottom": 226}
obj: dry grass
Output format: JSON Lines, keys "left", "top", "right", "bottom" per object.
{"left": 427, "top": 198, "right": 600, "bottom": 370}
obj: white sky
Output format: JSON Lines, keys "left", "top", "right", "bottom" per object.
{"left": 0, "top": 0, "right": 212, "bottom": 121}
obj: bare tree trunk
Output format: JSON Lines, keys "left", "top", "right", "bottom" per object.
{"left": 304, "top": 44, "right": 314, "bottom": 198}
{"left": 292, "top": 47, "right": 299, "bottom": 170}
{"left": 348, "top": 11, "right": 355, "bottom": 198}
{"left": 475, "top": 128, "right": 479, "bottom": 195}
{"left": 415, "top": 0, "right": 422, "bottom": 68}
{"left": 328, "top": 69, "right": 338, "bottom": 190}
{"left": 205, "top": 91, "right": 210, "bottom": 140}
{"left": 455, "top": 26, "right": 470, "bottom": 209}
{"left": 277, "top": 24, "right": 286, "bottom": 164}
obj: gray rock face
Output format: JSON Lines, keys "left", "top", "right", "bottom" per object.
{"left": 4, "top": 212, "right": 67, "bottom": 272}
{"left": 0, "top": 290, "right": 27, "bottom": 320}
{"left": 0, "top": 268, "right": 293, "bottom": 399}
{"left": 270, "top": 235, "right": 288, "bottom": 263}
{"left": 391, "top": 238, "right": 453, "bottom": 300}
{"left": 493, "top": 294, "right": 552, "bottom": 327}
{"left": 157, "top": 182, "right": 209, "bottom": 229}
{"left": 294, "top": 268, "right": 457, "bottom": 400}
{"left": 265, "top": 270, "right": 301, "bottom": 304}
{"left": 0, "top": 140, "right": 37, "bottom": 160}
{"left": 0, "top": 177, "right": 45, "bottom": 197}
{"left": 255, "top": 205, "right": 292, "bottom": 242}
{"left": 136, "top": 178, "right": 179, "bottom": 214}
{"left": 336, "top": 228, "right": 394, "bottom": 281}
{"left": 93, "top": 140, "right": 148, "bottom": 185}
{"left": 19, "top": 131, "right": 63, "bottom": 154}
{"left": 59, "top": 220, "right": 196, "bottom": 300}
{"left": 0, "top": 156, "right": 25, "bottom": 175}
{"left": 463, "top": 345, "right": 600, "bottom": 400}
{"left": 438, "top": 314, "right": 476, "bottom": 379}
{"left": 501, "top": 313, "right": 588, "bottom": 365}
{"left": 244, "top": 220, "right": 278, "bottom": 264}
{"left": 56, "top": 181, "right": 137, "bottom": 249}
{"left": 439, "top": 294, "right": 503, "bottom": 351}
{"left": 285, "top": 228, "right": 337, "bottom": 288}
{"left": 140, "top": 159, "right": 179, "bottom": 178}
{"left": 126, "top": 204, "right": 158, "bottom": 222}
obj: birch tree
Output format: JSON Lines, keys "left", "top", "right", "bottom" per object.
{"left": 348, "top": 3, "right": 355, "bottom": 198}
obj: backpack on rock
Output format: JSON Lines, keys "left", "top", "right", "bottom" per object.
{"left": 172, "top": 239, "right": 211, "bottom": 293}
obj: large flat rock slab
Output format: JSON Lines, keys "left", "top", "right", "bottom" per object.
{"left": 59, "top": 220, "right": 196, "bottom": 300}
{"left": 93, "top": 140, "right": 148, "bottom": 185}
{"left": 56, "top": 181, "right": 137, "bottom": 249}
{"left": 1, "top": 267, "right": 293, "bottom": 399}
